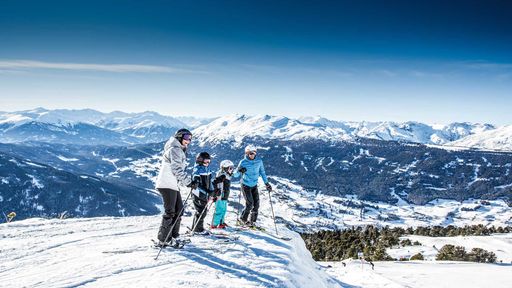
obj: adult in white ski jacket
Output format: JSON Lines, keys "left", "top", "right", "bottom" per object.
{"left": 155, "top": 132, "right": 193, "bottom": 190}
{"left": 155, "top": 128, "right": 194, "bottom": 245}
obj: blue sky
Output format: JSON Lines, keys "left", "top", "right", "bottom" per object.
{"left": 0, "top": 0, "right": 511, "bottom": 124}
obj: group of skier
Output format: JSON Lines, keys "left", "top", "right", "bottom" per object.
{"left": 154, "top": 128, "right": 272, "bottom": 247}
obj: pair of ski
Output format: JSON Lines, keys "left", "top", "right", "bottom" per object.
{"left": 151, "top": 238, "right": 190, "bottom": 250}
{"left": 234, "top": 222, "right": 292, "bottom": 241}
{"left": 153, "top": 229, "right": 239, "bottom": 250}
{"left": 185, "top": 226, "right": 240, "bottom": 242}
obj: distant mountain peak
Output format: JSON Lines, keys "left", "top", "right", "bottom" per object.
{"left": 0, "top": 108, "right": 508, "bottom": 150}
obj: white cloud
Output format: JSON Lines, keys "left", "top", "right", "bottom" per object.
{"left": 0, "top": 59, "right": 207, "bottom": 74}
{"left": 458, "top": 61, "right": 512, "bottom": 70}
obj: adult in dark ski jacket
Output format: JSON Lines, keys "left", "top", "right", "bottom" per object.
{"left": 234, "top": 144, "right": 272, "bottom": 226}
{"left": 155, "top": 128, "right": 194, "bottom": 245}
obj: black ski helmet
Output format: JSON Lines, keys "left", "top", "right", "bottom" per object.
{"left": 196, "top": 152, "right": 211, "bottom": 164}
{"left": 174, "top": 128, "right": 192, "bottom": 143}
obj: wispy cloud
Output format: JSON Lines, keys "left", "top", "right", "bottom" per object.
{"left": 0, "top": 59, "right": 207, "bottom": 74}
{"left": 0, "top": 69, "right": 27, "bottom": 75}
{"left": 239, "top": 63, "right": 353, "bottom": 77}
{"left": 457, "top": 60, "right": 512, "bottom": 70}
{"left": 374, "top": 69, "right": 398, "bottom": 77}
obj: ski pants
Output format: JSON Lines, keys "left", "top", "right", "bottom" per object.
{"left": 241, "top": 184, "right": 260, "bottom": 223}
{"left": 212, "top": 199, "right": 228, "bottom": 226}
{"left": 157, "top": 188, "right": 183, "bottom": 241}
{"left": 192, "top": 195, "right": 208, "bottom": 232}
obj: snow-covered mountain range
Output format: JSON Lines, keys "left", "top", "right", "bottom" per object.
{"left": 0, "top": 108, "right": 212, "bottom": 144}
{"left": 2, "top": 108, "right": 508, "bottom": 151}
{"left": 1, "top": 108, "right": 511, "bottom": 222}
{"left": 298, "top": 116, "right": 495, "bottom": 145}
{"left": 195, "top": 114, "right": 498, "bottom": 149}
{"left": 450, "top": 125, "right": 512, "bottom": 151}
{"left": 192, "top": 114, "right": 353, "bottom": 145}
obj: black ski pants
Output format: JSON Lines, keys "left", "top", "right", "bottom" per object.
{"left": 157, "top": 188, "right": 183, "bottom": 241}
{"left": 241, "top": 184, "right": 260, "bottom": 223}
{"left": 192, "top": 195, "right": 208, "bottom": 232}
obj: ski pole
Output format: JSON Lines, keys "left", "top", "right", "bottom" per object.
{"left": 210, "top": 197, "right": 217, "bottom": 227}
{"left": 236, "top": 172, "right": 244, "bottom": 223}
{"left": 268, "top": 188, "right": 278, "bottom": 235}
{"left": 190, "top": 196, "right": 215, "bottom": 233}
{"left": 155, "top": 187, "right": 193, "bottom": 260}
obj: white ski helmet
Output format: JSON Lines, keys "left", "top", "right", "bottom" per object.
{"left": 244, "top": 144, "right": 257, "bottom": 154}
{"left": 220, "top": 159, "right": 234, "bottom": 169}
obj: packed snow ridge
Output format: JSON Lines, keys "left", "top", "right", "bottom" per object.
{"left": 0, "top": 187, "right": 341, "bottom": 288}
{"left": 1, "top": 180, "right": 511, "bottom": 287}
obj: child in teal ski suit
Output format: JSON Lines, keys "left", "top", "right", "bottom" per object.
{"left": 211, "top": 160, "right": 235, "bottom": 229}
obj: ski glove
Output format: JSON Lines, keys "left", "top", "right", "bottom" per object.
{"left": 265, "top": 183, "right": 272, "bottom": 192}
{"left": 213, "top": 174, "right": 226, "bottom": 185}
{"left": 208, "top": 190, "right": 218, "bottom": 202}
{"left": 238, "top": 167, "right": 247, "bottom": 173}
{"left": 187, "top": 180, "right": 199, "bottom": 190}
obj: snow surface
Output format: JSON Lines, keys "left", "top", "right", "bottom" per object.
{"left": 57, "top": 155, "right": 79, "bottom": 162}
{"left": 449, "top": 125, "right": 512, "bottom": 151}
{"left": 1, "top": 177, "right": 510, "bottom": 287}
{"left": 321, "top": 259, "right": 512, "bottom": 288}
{"left": 387, "top": 233, "right": 512, "bottom": 262}
{"left": 0, "top": 192, "right": 340, "bottom": 287}
{"left": 271, "top": 177, "right": 512, "bottom": 231}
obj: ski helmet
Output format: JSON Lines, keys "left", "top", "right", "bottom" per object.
{"left": 196, "top": 152, "right": 211, "bottom": 164}
{"left": 245, "top": 144, "right": 257, "bottom": 154}
{"left": 220, "top": 159, "right": 234, "bottom": 170}
{"left": 174, "top": 128, "right": 192, "bottom": 143}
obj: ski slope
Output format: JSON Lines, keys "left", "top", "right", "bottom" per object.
{"left": 1, "top": 179, "right": 510, "bottom": 287}
{"left": 387, "top": 233, "right": 512, "bottom": 262}
{"left": 321, "top": 260, "right": 512, "bottom": 288}
{"left": 0, "top": 214, "right": 340, "bottom": 287}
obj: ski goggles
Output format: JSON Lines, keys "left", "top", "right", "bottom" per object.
{"left": 248, "top": 151, "right": 257, "bottom": 156}
{"left": 182, "top": 134, "right": 192, "bottom": 141}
